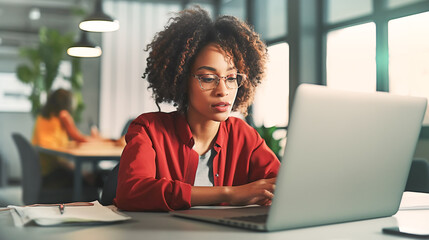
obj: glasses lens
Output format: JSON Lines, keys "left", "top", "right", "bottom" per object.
{"left": 198, "top": 74, "right": 218, "bottom": 90}
{"left": 224, "top": 74, "right": 238, "bottom": 89}
{"left": 196, "top": 73, "right": 246, "bottom": 90}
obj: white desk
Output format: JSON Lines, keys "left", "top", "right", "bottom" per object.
{"left": 0, "top": 192, "right": 428, "bottom": 240}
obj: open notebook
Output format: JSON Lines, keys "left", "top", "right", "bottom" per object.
{"left": 6, "top": 201, "right": 130, "bottom": 227}
{"left": 171, "top": 84, "right": 427, "bottom": 231}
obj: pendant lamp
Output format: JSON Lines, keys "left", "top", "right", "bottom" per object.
{"left": 67, "top": 31, "right": 102, "bottom": 58}
{"left": 79, "top": 0, "right": 119, "bottom": 32}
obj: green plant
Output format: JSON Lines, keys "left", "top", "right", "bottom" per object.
{"left": 16, "top": 27, "right": 84, "bottom": 122}
{"left": 255, "top": 125, "right": 285, "bottom": 160}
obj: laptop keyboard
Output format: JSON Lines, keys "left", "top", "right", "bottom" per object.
{"left": 228, "top": 214, "right": 268, "bottom": 223}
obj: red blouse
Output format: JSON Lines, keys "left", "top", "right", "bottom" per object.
{"left": 114, "top": 111, "right": 280, "bottom": 211}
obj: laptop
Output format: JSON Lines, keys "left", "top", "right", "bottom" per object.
{"left": 171, "top": 84, "right": 427, "bottom": 232}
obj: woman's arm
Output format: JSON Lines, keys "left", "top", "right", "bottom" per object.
{"left": 191, "top": 178, "right": 276, "bottom": 206}
{"left": 115, "top": 115, "right": 280, "bottom": 211}
{"left": 58, "top": 110, "right": 88, "bottom": 142}
{"left": 115, "top": 118, "right": 194, "bottom": 211}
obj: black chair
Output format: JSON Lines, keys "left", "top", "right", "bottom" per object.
{"left": 405, "top": 158, "right": 429, "bottom": 193}
{"left": 12, "top": 133, "right": 74, "bottom": 204}
{"left": 121, "top": 118, "right": 134, "bottom": 137}
{"left": 100, "top": 163, "right": 119, "bottom": 206}
{"left": 98, "top": 119, "right": 132, "bottom": 206}
{"left": 98, "top": 118, "right": 133, "bottom": 206}
{"left": 12, "top": 133, "right": 99, "bottom": 204}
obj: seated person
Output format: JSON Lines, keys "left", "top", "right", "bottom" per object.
{"left": 114, "top": 7, "right": 281, "bottom": 212}
{"left": 32, "top": 89, "right": 112, "bottom": 192}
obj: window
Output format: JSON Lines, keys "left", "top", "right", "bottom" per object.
{"left": 326, "top": 0, "right": 372, "bottom": 24}
{"left": 387, "top": 0, "right": 426, "bottom": 9}
{"left": 389, "top": 11, "right": 429, "bottom": 125}
{"left": 253, "top": 0, "right": 287, "bottom": 41}
{"left": 0, "top": 72, "right": 31, "bottom": 112}
{"left": 252, "top": 42, "right": 289, "bottom": 127}
{"left": 186, "top": 0, "right": 215, "bottom": 17}
{"left": 326, "top": 23, "right": 376, "bottom": 93}
{"left": 219, "top": 0, "right": 246, "bottom": 20}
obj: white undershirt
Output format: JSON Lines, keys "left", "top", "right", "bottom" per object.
{"left": 193, "top": 148, "right": 215, "bottom": 186}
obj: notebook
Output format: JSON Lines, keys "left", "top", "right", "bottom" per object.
{"left": 6, "top": 201, "right": 130, "bottom": 227}
{"left": 170, "top": 84, "right": 427, "bottom": 232}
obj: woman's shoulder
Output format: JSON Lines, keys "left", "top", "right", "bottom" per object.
{"left": 225, "top": 116, "right": 252, "bottom": 129}
{"left": 222, "top": 116, "right": 263, "bottom": 145}
{"left": 224, "top": 116, "right": 259, "bottom": 136}
{"left": 58, "top": 109, "right": 72, "bottom": 120}
{"left": 131, "top": 111, "right": 180, "bottom": 128}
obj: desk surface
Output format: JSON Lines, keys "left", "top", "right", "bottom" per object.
{"left": 1, "top": 192, "right": 429, "bottom": 240}
{"left": 36, "top": 141, "right": 124, "bottom": 158}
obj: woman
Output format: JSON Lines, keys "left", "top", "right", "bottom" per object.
{"left": 32, "top": 89, "right": 101, "bottom": 189}
{"left": 115, "top": 7, "right": 280, "bottom": 211}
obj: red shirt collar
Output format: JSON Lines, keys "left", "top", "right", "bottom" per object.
{"left": 174, "top": 111, "right": 227, "bottom": 150}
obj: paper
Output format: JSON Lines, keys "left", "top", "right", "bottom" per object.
{"left": 7, "top": 201, "right": 131, "bottom": 227}
{"left": 399, "top": 192, "right": 429, "bottom": 210}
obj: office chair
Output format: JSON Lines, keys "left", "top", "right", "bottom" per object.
{"left": 12, "top": 133, "right": 73, "bottom": 204}
{"left": 96, "top": 118, "right": 132, "bottom": 173}
{"left": 99, "top": 119, "right": 133, "bottom": 205}
{"left": 12, "top": 133, "right": 43, "bottom": 205}
{"left": 405, "top": 158, "right": 429, "bottom": 193}
{"left": 121, "top": 118, "right": 134, "bottom": 136}
{"left": 12, "top": 133, "right": 98, "bottom": 204}
{"left": 100, "top": 163, "right": 119, "bottom": 205}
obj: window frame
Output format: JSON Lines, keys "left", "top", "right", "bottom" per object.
{"left": 322, "top": 0, "right": 429, "bottom": 92}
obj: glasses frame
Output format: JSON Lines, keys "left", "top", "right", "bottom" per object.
{"left": 193, "top": 73, "right": 246, "bottom": 90}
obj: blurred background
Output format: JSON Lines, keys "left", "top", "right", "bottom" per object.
{"left": 0, "top": 0, "right": 428, "bottom": 194}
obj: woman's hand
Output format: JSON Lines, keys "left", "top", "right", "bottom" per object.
{"left": 191, "top": 178, "right": 276, "bottom": 207}
{"left": 226, "top": 178, "right": 276, "bottom": 206}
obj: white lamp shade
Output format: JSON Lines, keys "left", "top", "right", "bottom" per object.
{"left": 67, "top": 46, "right": 102, "bottom": 58}
{"left": 79, "top": 20, "right": 120, "bottom": 32}
{"left": 67, "top": 31, "right": 102, "bottom": 58}
{"left": 79, "top": 0, "right": 119, "bottom": 32}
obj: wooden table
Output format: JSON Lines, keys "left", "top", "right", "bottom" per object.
{"left": 35, "top": 141, "right": 123, "bottom": 201}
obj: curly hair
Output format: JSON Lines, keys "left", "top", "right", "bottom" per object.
{"left": 143, "top": 6, "right": 268, "bottom": 115}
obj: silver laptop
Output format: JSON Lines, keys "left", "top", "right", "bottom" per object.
{"left": 171, "top": 84, "right": 427, "bottom": 232}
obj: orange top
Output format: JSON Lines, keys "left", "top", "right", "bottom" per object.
{"left": 32, "top": 115, "right": 69, "bottom": 176}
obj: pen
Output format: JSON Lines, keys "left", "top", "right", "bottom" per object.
{"left": 1, "top": 202, "right": 93, "bottom": 213}
{"left": 59, "top": 203, "right": 65, "bottom": 215}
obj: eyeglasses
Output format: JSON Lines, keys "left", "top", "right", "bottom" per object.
{"left": 193, "top": 73, "right": 246, "bottom": 90}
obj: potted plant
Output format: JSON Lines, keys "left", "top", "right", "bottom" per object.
{"left": 16, "top": 27, "right": 84, "bottom": 122}
{"left": 255, "top": 125, "right": 286, "bottom": 160}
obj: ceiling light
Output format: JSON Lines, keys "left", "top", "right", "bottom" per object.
{"left": 79, "top": 0, "right": 119, "bottom": 32}
{"left": 67, "top": 31, "right": 102, "bottom": 58}
{"left": 29, "top": 8, "right": 41, "bottom": 20}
